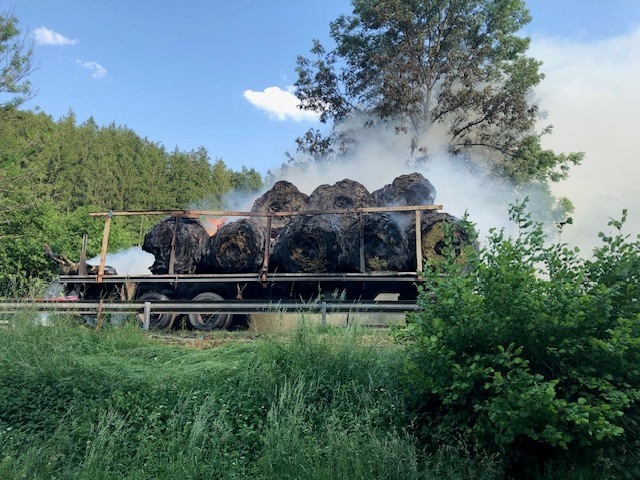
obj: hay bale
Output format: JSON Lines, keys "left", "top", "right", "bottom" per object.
{"left": 200, "top": 219, "right": 266, "bottom": 273}
{"left": 142, "top": 217, "right": 209, "bottom": 274}
{"left": 270, "top": 214, "right": 347, "bottom": 273}
{"left": 344, "top": 213, "right": 408, "bottom": 272}
{"left": 404, "top": 212, "right": 471, "bottom": 270}
{"left": 308, "top": 179, "right": 374, "bottom": 228}
{"left": 251, "top": 180, "right": 309, "bottom": 236}
{"left": 372, "top": 172, "right": 436, "bottom": 207}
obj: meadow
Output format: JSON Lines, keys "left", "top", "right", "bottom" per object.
{"left": 0, "top": 315, "right": 503, "bottom": 480}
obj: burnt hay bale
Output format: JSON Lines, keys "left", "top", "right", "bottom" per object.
{"left": 372, "top": 172, "right": 436, "bottom": 207}
{"left": 200, "top": 219, "right": 266, "bottom": 273}
{"left": 251, "top": 180, "right": 309, "bottom": 237}
{"left": 270, "top": 214, "right": 347, "bottom": 273}
{"left": 344, "top": 212, "right": 408, "bottom": 272}
{"left": 142, "top": 217, "right": 209, "bottom": 274}
{"left": 308, "top": 179, "right": 374, "bottom": 228}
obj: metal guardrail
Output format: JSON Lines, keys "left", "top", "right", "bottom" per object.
{"left": 0, "top": 300, "right": 420, "bottom": 314}
{"left": 0, "top": 300, "right": 419, "bottom": 329}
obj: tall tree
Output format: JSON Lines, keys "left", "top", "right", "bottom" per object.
{"left": 0, "top": 10, "right": 36, "bottom": 111}
{"left": 294, "top": 0, "right": 582, "bottom": 184}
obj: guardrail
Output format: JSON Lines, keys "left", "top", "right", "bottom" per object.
{"left": 0, "top": 300, "right": 419, "bottom": 330}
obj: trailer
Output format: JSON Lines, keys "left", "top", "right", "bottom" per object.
{"left": 56, "top": 204, "right": 445, "bottom": 330}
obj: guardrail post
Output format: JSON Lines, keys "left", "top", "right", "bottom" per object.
{"left": 321, "top": 301, "right": 327, "bottom": 326}
{"left": 143, "top": 302, "right": 151, "bottom": 330}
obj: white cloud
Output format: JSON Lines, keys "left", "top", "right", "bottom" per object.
{"left": 530, "top": 26, "right": 640, "bottom": 253}
{"left": 33, "top": 27, "right": 78, "bottom": 46}
{"left": 243, "top": 86, "right": 320, "bottom": 122}
{"left": 77, "top": 60, "right": 108, "bottom": 79}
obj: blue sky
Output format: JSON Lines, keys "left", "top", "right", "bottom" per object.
{"left": 6, "top": 0, "right": 640, "bottom": 250}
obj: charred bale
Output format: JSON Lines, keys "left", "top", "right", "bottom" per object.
{"left": 251, "top": 180, "right": 309, "bottom": 237}
{"left": 344, "top": 213, "right": 408, "bottom": 272}
{"left": 200, "top": 219, "right": 266, "bottom": 273}
{"left": 142, "top": 217, "right": 209, "bottom": 274}
{"left": 403, "top": 212, "right": 472, "bottom": 271}
{"left": 270, "top": 214, "right": 347, "bottom": 273}
{"left": 372, "top": 172, "right": 436, "bottom": 207}
{"left": 308, "top": 179, "right": 374, "bottom": 228}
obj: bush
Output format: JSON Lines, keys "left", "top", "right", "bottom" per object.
{"left": 403, "top": 202, "right": 640, "bottom": 478}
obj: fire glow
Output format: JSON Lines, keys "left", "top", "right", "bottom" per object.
{"left": 201, "top": 216, "right": 227, "bottom": 236}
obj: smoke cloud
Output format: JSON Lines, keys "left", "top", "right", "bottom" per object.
{"left": 88, "top": 246, "right": 154, "bottom": 275}
{"left": 269, "top": 27, "right": 640, "bottom": 254}
{"left": 276, "top": 119, "right": 527, "bottom": 244}
{"left": 531, "top": 27, "right": 640, "bottom": 252}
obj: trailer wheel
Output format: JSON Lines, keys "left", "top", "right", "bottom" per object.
{"left": 136, "top": 292, "right": 173, "bottom": 329}
{"left": 188, "top": 292, "right": 233, "bottom": 330}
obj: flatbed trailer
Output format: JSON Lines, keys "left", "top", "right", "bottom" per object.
{"left": 57, "top": 204, "right": 441, "bottom": 329}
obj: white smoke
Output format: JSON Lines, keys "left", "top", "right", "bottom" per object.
{"left": 88, "top": 246, "right": 154, "bottom": 275}
{"left": 274, "top": 120, "right": 536, "bottom": 244}
{"left": 531, "top": 27, "right": 640, "bottom": 253}
{"left": 269, "top": 28, "right": 640, "bottom": 253}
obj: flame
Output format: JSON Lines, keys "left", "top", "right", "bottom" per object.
{"left": 201, "top": 216, "right": 227, "bottom": 236}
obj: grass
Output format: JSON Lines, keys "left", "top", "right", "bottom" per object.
{"left": 0, "top": 313, "right": 504, "bottom": 479}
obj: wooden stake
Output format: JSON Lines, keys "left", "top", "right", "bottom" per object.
{"left": 79, "top": 234, "right": 88, "bottom": 276}
{"left": 98, "top": 215, "right": 111, "bottom": 283}
{"left": 260, "top": 215, "right": 273, "bottom": 282}
{"left": 168, "top": 217, "right": 180, "bottom": 275}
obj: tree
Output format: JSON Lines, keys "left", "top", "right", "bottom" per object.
{"left": 294, "top": 0, "right": 582, "bottom": 184}
{"left": 0, "top": 10, "right": 36, "bottom": 111}
{"left": 233, "top": 166, "right": 263, "bottom": 193}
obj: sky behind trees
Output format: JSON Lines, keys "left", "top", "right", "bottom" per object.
{"left": 8, "top": 0, "right": 640, "bottom": 251}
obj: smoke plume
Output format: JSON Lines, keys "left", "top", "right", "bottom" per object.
{"left": 531, "top": 27, "right": 640, "bottom": 252}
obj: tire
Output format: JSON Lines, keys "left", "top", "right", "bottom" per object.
{"left": 136, "top": 292, "right": 174, "bottom": 329}
{"left": 188, "top": 292, "right": 233, "bottom": 331}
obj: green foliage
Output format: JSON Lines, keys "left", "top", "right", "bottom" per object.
{"left": 0, "top": 109, "right": 263, "bottom": 292}
{"left": 0, "top": 10, "right": 35, "bottom": 110}
{"left": 294, "top": 0, "right": 583, "bottom": 183}
{"left": 233, "top": 165, "right": 264, "bottom": 193}
{"left": 403, "top": 201, "right": 640, "bottom": 477}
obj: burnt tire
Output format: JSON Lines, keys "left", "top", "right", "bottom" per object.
{"left": 188, "top": 292, "right": 233, "bottom": 331}
{"left": 136, "top": 292, "right": 174, "bottom": 329}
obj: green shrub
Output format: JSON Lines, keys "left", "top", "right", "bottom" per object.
{"left": 403, "top": 202, "right": 640, "bottom": 478}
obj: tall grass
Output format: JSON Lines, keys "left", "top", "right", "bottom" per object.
{"left": 0, "top": 314, "right": 503, "bottom": 479}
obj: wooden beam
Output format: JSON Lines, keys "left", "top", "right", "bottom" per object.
{"left": 78, "top": 234, "right": 88, "bottom": 276}
{"left": 88, "top": 204, "right": 443, "bottom": 218}
{"left": 97, "top": 215, "right": 111, "bottom": 283}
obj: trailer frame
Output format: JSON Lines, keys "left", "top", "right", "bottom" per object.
{"left": 57, "top": 204, "right": 442, "bottom": 329}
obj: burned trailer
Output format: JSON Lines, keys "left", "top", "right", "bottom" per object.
{"left": 55, "top": 203, "right": 452, "bottom": 330}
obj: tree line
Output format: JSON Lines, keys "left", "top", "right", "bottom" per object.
{"left": 0, "top": 109, "right": 261, "bottom": 292}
